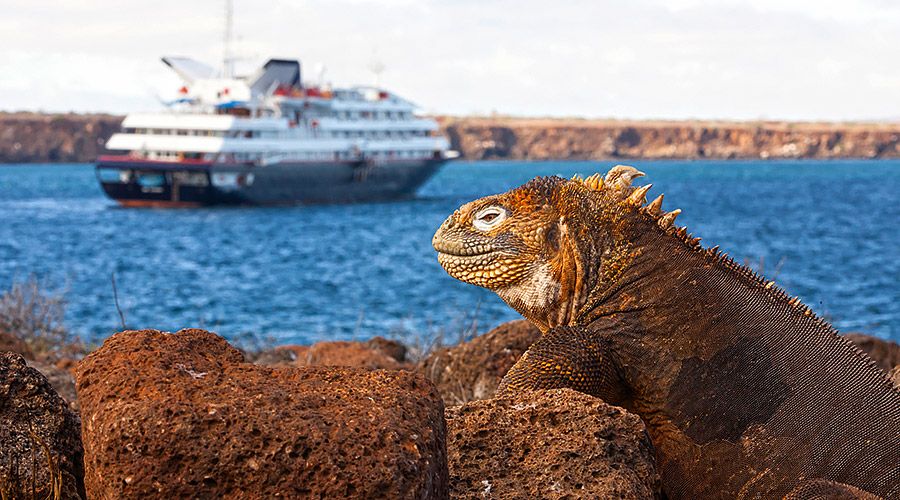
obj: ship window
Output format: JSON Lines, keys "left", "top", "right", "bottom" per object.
{"left": 137, "top": 173, "right": 165, "bottom": 187}
{"left": 97, "top": 168, "right": 125, "bottom": 183}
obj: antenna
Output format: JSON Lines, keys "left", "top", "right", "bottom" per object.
{"left": 223, "top": 0, "right": 234, "bottom": 78}
{"left": 314, "top": 63, "right": 327, "bottom": 87}
{"left": 368, "top": 50, "right": 385, "bottom": 88}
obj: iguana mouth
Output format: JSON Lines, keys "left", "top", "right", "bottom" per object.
{"left": 432, "top": 241, "right": 497, "bottom": 257}
{"left": 434, "top": 248, "right": 498, "bottom": 258}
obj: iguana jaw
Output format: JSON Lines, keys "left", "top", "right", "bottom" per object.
{"left": 433, "top": 220, "right": 531, "bottom": 290}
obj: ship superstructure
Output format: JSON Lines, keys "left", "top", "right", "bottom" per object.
{"left": 96, "top": 57, "right": 454, "bottom": 206}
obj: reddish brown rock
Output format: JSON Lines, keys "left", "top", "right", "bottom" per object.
{"left": 75, "top": 329, "right": 448, "bottom": 499}
{"left": 0, "top": 352, "right": 85, "bottom": 499}
{"left": 844, "top": 333, "right": 900, "bottom": 373}
{"left": 445, "top": 389, "right": 661, "bottom": 499}
{"left": 249, "top": 343, "right": 304, "bottom": 366}
{"left": 366, "top": 336, "right": 408, "bottom": 363}
{"left": 0, "top": 329, "right": 33, "bottom": 358}
{"left": 255, "top": 336, "right": 408, "bottom": 370}
{"left": 26, "top": 358, "right": 79, "bottom": 413}
{"left": 419, "top": 320, "right": 541, "bottom": 404}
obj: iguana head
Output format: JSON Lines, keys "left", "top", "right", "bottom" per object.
{"left": 433, "top": 165, "right": 685, "bottom": 332}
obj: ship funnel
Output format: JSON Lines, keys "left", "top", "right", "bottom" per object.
{"left": 249, "top": 59, "right": 302, "bottom": 95}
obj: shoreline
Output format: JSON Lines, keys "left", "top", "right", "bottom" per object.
{"left": 2, "top": 111, "right": 899, "bottom": 163}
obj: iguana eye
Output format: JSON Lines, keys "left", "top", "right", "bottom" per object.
{"left": 473, "top": 206, "right": 507, "bottom": 231}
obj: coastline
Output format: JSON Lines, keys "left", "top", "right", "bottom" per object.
{"left": 2, "top": 111, "right": 899, "bottom": 163}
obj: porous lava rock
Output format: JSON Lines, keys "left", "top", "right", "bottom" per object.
{"left": 75, "top": 328, "right": 448, "bottom": 499}
{"left": 255, "top": 336, "right": 408, "bottom": 370}
{"left": 445, "top": 389, "right": 661, "bottom": 499}
{"left": 366, "top": 335, "right": 408, "bottom": 363}
{"left": 27, "top": 359, "right": 79, "bottom": 412}
{"left": 844, "top": 333, "right": 900, "bottom": 373}
{"left": 0, "top": 352, "right": 85, "bottom": 499}
{"left": 419, "top": 320, "right": 541, "bottom": 404}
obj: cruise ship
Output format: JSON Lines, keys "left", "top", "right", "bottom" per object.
{"left": 96, "top": 57, "right": 455, "bottom": 206}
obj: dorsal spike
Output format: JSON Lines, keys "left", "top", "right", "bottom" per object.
{"left": 675, "top": 227, "right": 688, "bottom": 238}
{"left": 689, "top": 236, "right": 702, "bottom": 247}
{"left": 647, "top": 194, "right": 664, "bottom": 215}
{"left": 583, "top": 173, "right": 603, "bottom": 190}
{"left": 658, "top": 209, "right": 681, "bottom": 229}
{"left": 605, "top": 165, "right": 645, "bottom": 190}
{"left": 626, "top": 184, "right": 652, "bottom": 206}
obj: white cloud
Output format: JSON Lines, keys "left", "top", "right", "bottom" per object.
{"left": 1, "top": 0, "right": 898, "bottom": 120}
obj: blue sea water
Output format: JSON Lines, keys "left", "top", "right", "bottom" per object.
{"left": 0, "top": 160, "right": 897, "bottom": 345}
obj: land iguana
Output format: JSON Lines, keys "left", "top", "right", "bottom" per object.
{"left": 432, "top": 166, "right": 900, "bottom": 499}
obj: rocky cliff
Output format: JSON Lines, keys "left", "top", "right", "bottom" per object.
{"left": 3, "top": 112, "right": 900, "bottom": 163}
{"left": 440, "top": 116, "right": 900, "bottom": 160}
{"left": 0, "top": 112, "right": 121, "bottom": 163}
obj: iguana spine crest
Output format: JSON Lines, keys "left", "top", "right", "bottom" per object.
{"left": 571, "top": 166, "right": 854, "bottom": 343}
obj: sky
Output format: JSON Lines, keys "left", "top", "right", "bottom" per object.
{"left": 1, "top": 0, "right": 898, "bottom": 121}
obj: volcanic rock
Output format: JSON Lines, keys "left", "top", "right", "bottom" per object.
{"left": 419, "top": 320, "right": 541, "bottom": 404}
{"left": 26, "top": 358, "right": 79, "bottom": 413}
{"left": 75, "top": 328, "right": 448, "bottom": 499}
{"left": 844, "top": 333, "right": 900, "bottom": 373}
{"left": 445, "top": 389, "right": 661, "bottom": 499}
{"left": 366, "top": 335, "right": 408, "bottom": 363}
{"left": 254, "top": 336, "right": 408, "bottom": 370}
{"left": 0, "top": 329, "right": 33, "bottom": 359}
{"left": 0, "top": 352, "right": 85, "bottom": 499}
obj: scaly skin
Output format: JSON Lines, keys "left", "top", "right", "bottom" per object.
{"left": 432, "top": 166, "right": 900, "bottom": 500}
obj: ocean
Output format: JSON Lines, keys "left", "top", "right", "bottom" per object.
{"left": 0, "top": 160, "right": 897, "bottom": 345}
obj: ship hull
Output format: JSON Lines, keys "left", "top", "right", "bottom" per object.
{"left": 96, "top": 157, "right": 446, "bottom": 206}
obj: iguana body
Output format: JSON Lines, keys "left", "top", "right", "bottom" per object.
{"left": 432, "top": 167, "right": 900, "bottom": 499}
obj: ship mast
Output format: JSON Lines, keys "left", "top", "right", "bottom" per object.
{"left": 223, "top": 0, "right": 235, "bottom": 78}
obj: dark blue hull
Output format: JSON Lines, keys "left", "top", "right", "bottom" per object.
{"left": 95, "top": 157, "right": 446, "bottom": 206}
